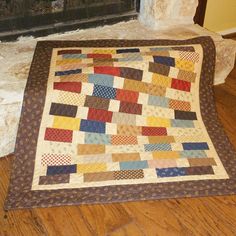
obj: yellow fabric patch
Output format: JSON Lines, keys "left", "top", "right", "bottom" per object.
{"left": 123, "top": 80, "right": 148, "bottom": 93}
{"left": 77, "top": 144, "right": 105, "bottom": 155}
{"left": 77, "top": 163, "right": 107, "bottom": 173}
{"left": 148, "top": 136, "right": 175, "bottom": 143}
{"left": 56, "top": 59, "right": 82, "bottom": 65}
{"left": 152, "top": 151, "right": 180, "bottom": 159}
{"left": 175, "top": 59, "right": 195, "bottom": 72}
{"left": 152, "top": 74, "right": 172, "bottom": 88}
{"left": 60, "top": 74, "right": 88, "bottom": 83}
{"left": 92, "top": 49, "right": 116, "bottom": 54}
{"left": 53, "top": 116, "right": 81, "bottom": 130}
{"left": 147, "top": 117, "right": 171, "bottom": 127}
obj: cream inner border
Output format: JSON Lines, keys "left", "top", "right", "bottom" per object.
{"left": 31, "top": 45, "right": 229, "bottom": 191}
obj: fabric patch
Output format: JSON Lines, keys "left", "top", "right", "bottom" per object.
{"left": 120, "top": 67, "right": 143, "bottom": 81}
{"left": 44, "top": 128, "right": 73, "bottom": 143}
{"left": 39, "top": 174, "right": 70, "bottom": 185}
{"left": 49, "top": 103, "right": 78, "bottom": 117}
{"left": 80, "top": 119, "right": 105, "bottom": 133}
{"left": 47, "top": 165, "right": 77, "bottom": 175}
{"left": 153, "top": 56, "right": 175, "bottom": 67}
{"left": 84, "top": 96, "right": 110, "bottom": 110}
{"left": 93, "top": 84, "right": 117, "bottom": 99}
{"left": 119, "top": 101, "right": 142, "bottom": 115}
{"left": 149, "top": 62, "right": 170, "bottom": 76}
{"left": 54, "top": 82, "right": 82, "bottom": 93}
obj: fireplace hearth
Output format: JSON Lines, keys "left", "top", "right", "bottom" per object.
{"left": 0, "top": 0, "right": 140, "bottom": 40}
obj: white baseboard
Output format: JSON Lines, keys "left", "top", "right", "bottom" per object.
{"left": 218, "top": 27, "right": 236, "bottom": 36}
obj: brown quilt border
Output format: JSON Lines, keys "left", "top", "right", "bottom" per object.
{"left": 5, "top": 37, "right": 236, "bottom": 210}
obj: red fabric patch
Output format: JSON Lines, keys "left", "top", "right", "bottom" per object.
{"left": 54, "top": 82, "right": 82, "bottom": 93}
{"left": 142, "top": 127, "right": 167, "bottom": 136}
{"left": 44, "top": 128, "right": 73, "bottom": 143}
{"left": 94, "top": 66, "right": 120, "bottom": 76}
{"left": 116, "top": 89, "right": 139, "bottom": 103}
{"left": 87, "top": 54, "right": 112, "bottom": 59}
{"left": 119, "top": 101, "right": 142, "bottom": 115}
{"left": 88, "top": 108, "right": 113, "bottom": 123}
{"left": 171, "top": 79, "right": 191, "bottom": 92}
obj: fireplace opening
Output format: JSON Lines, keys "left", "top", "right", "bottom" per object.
{"left": 0, "top": 0, "right": 140, "bottom": 41}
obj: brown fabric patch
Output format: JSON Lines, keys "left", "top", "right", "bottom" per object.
{"left": 84, "top": 96, "right": 110, "bottom": 110}
{"left": 39, "top": 174, "right": 70, "bottom": 185}
{"left": 169, "top": 100, "right": 191, "bottom": 111}
{"left": 186, "top": 166, "right": 214, "bottom": 175}
{"left": 175, "top": 110, "right": 197, "bottom": 120}
{"left": 188, "top": 158, "right": 217, "bottom": 167}
{"left": 172, "top": 46, "right": 195, "bottom": 52}
{"left": 152, "top": 151, "right": 180, "bottom": 159}
{"left": 117, "top": 125, "right": 142, "bottom": 136}
{"left": 77, "top": 144, "right": 105, "bottom": 155}
{"left": 147, "top": 83, "right": 166, "bottom": 96}
{"left": 119, "top": 101, "right": 142, "bottom": 115}
{"left": 177, "top": 70, "right": 196, "bottom": 82}
{"left": 148, "top": 136, "right": 175, "bottom": 144}
{"left": 114, "top": 170, "right": 144, "bottom": 180}
{"left": 89, "top": 60, "right": 114, "bottom": 67}
{"left": 58, "top": 49, "right": 82, "bottom": 55}
{"left": 120, "top": 67, "right": 143, "bottom": 81}
{"left": 59, "top": 74, "right": 88, "bottom": 82}
{"left": 112, "top": 153, "right": 140, "bottom": 162}
{"left": 149, "top": 62, "right": 170, "bottom": 76}
{"left": 49, "top": 103, "right": 77, "bottom": 117}
{"left": 84, "top": 172, "right": 115, "bottom": 182}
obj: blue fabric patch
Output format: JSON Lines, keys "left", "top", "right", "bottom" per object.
{"left": 182, "top": 142, "right": 209, "bottom": 150}
{"left": 116, "top": 48, "right": 140, "bottom": 54}
{"left": 144, "top": 144, "right": 172, "bottom": 152}
{"left": 120, "top": 161, "right": 148, "bottom": 170}
{"left": 148, "top": 95, "right": 169, "bottom": 108}
{"left": 118, "top": 55, "right": 143, "bottom": 62}
{"left": 47, "top": 165, "right": 76, "bottom": 175}
{"left": 88, "top": 74, "right": 114, "bottom": 87}
{"left": 55, "top": 69, "right": 82, "bottom": 76}
{"left": 93, "top": 84, "right": 116, "bottom": 99}
{"left": 171, "top": 119, "right": 194, "bottom": 128}
{"left": 85, "top": 133, "right": 111, "bottom": 144}
{"left": 80, "top": 119, "right": 105, "bottom": 133}
{"left": 150, "top": 47, "right": 172, "bottom": 51}
{"left": 156, "top": 167, "right": 186, "bottom": 177}
{"left": 62, "top": 54, "right": 87, "bottom": 59}
{"left": 153, "top": 56, "right": 175, "bottom": 67}
{"left": 180, "top": 150, "right": 207, "bottom": 158}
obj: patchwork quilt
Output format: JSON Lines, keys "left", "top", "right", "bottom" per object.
{"left": 5, "top": 37, "right": 236, "bottom": 209}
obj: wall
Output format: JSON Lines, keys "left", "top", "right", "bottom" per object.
{"left": 204, "top": 0, "right": 236, "bottom": 33}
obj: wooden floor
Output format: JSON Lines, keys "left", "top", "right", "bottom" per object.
{"left": 1, "top": 48, "right": 236, "bottom": 236}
